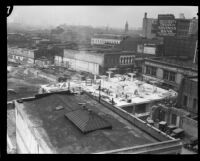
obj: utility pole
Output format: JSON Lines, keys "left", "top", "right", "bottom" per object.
{"left": 99, "top": 80, "right": 101, "bottom": 103}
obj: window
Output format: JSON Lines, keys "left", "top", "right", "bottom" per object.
{"left": 193, "top": 98, "right": 197, "bottom": 110}
{"left": 131, "top": 57, "right": 134, "bottom": 63}
{"left": 163, "top": 70, "right": 176, "bottom": 82}
{"left": 169, "top": 71, "right": 175, "bottom": 82}
{"left": 146, "top": 66, "right": 157, "bottom": 76}
{"left": 183, "top": 95, "right": 188, "bottom": 107}
{"left": 163, "top": 70, "right": 169, "bottom": 80}
{"left": 151, "top": 67, "right": 157, "bottom": 76}
{"left": 126, "top": 57, "right": 128, "bottom": 64}
{"left": 129, "top": 57, "right": 131, "bottom": 64}
{"left": 146, "top": 66, "right": 151, "bottom": 75}
{"left": 120, "top": 57, "right": 123, "bottom": 64}
{"left": 171, "top": 114, "right": 177, "bottom": 125}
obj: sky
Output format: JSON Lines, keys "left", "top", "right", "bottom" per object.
{"left": 7, "top": 6, "right": 198, "bottom": 29}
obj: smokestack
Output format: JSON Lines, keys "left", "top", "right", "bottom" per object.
{"left": 179, "top": 13, "right": 185, "bottom": 19}
{"left": 144, "top": 12, "right": 147, "bottom": 18}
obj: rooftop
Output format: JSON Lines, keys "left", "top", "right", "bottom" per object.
{"left": 83, "top": 77, "right": 177, "bottom": 108}
{"left": 190, "top": 78, "right": 198, "bottom": 82}
{"left": 41, "top": 76, "right": 177, "bottom": 110}
{"left": 115, "top": 37, "right": 163, "bottom": 52}
{"left": 93, "top": 34, "right": 125, "bottom": 40}
{"left": 187, "top": 76, "right": 198, "bottom": 82}
{"left": 146, "top": 57, "right": 198, "bottom": 70}
{"left": 16, "top": 91, "right": 157, "bottom": 153}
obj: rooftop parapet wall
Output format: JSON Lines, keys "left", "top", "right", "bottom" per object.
{"left": 94, "top": 139, "right": 182, "bottom": 154}
{"left": 85, "top": 91, "right": 175, "bottom": 142}
{"left": 144, "top": 58, "right": 198, "bottom": 72}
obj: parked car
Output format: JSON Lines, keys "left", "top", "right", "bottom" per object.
{"left": 166, "top": 125, "right": 177, "bottom": 135}
{"left": 170, "top": 128, "right": 184, "bottom": 139}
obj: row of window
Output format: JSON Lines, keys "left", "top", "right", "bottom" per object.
{"left": 120, "top": 56, "right": 135, "bottom": 65}
{"left": 145, "top": 65, "right": 176, "bottom": 82}
{"left": 92, "top": 39, "right": 120, "bottom": 45}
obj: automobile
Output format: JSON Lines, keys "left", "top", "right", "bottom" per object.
{"left": 189, "top": 137, "right": 198, "bottom": 146}
{"left": 183, "top": 137, "right": 198, "bottom": 152}
{"left": 170, "top": 128, "right": 184, "bottom": 139}
{"left": 166, "top": 125, "right": 177, "bottom": 134}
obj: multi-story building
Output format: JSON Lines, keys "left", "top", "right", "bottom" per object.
{"left": 7, "top": 46, "right": 36, "bottom": 65}
{"left": 142, "top": 57, "right": 198, "bottom": 91}
{"left": 54, "top": 49, "right": 140, "bottom": 75}
{"left": 142, "top": 13, "right": 157, "bottom": 39}
{"left": 176, "top": 19, "right": 191, "bottom": 37}
{"left": 177, "top": 76, "right": 198, "bottom": 115}
{"left": 163, "top": 36, "right": 197, "bottom": 58}
{"left": 142, "top": 12, "right": 198, "bottom": 38}
{"left": 189, "top": 18, "right": 198, "bottom": 36}
{"left": 149, "top": 76, "right": 198, "bottom": 139}
{"left": 7, "top": 46, "right": 63, "bottom": 68}
{"left": 176, "top": 15, "right": 198, "bottom": 38}
{"left": 34, "top": 46, "right": 63, "bottom": 68}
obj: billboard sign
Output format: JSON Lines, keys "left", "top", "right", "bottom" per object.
{"left": 143, "top": 44, "right": 156, "bottom": 55}
{"left": 144, "top": 46, "right": 156, "bottom": 55}
{"left": 157, "top": 14, "right": 176, "bottom": 36}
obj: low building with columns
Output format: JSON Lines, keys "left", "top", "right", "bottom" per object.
{"left": 91, "top": 34, "right": 126, "bottom": 46}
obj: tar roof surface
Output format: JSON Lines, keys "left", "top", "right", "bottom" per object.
{"left": 18, "top": 93, "right": 157, "bottom": 154}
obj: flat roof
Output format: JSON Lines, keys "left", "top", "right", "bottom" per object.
{"left": 83, "top": 78, "right": 177, "bottom": 108}
{"left": 145, "top": 57, "right": 198, "bottom": 71}
{"left": 93, "top": 34, "right": 124, "bottom": 40}
{"left": 189, "top": 77, "right": 198, "bottom": 82}
{"left": 16, "top": 92, "right": 157, "bottom": 153}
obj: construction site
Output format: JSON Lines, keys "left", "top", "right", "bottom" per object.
{"left": 7, "top": 62, "right": 195, "bottom": 154}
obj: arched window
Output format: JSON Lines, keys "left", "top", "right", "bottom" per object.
{"left": 131, "top": 57, "right": 134, "bottom": 64}
{"left": 121, "top": 57, "right": 124, "bottom": 64}
{"left": 126, "top": 57, "right": 128, "bottom": 64}
{"left": 129, "top": 57, "right": 131, "bottom": 64}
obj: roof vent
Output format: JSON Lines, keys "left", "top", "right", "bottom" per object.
{"left": 65, "top": 109, "right": 112, "bottom": 134}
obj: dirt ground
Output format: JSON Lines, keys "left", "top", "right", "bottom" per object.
{"left": 7, "top": 65, "right": 50, "bottom": 101}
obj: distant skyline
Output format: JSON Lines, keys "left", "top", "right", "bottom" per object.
{"left": 7, "top": 6, "right": 198, "bottom": 29}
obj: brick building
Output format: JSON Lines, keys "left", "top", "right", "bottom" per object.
{"left": 177, "top": 76, "right": 198, "bottom": 115}
{"left": 54, "top": 49, "right": 141, "bottom": 75}
{"left": 142, "top": 57, "right": 198, "bottom": 91}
